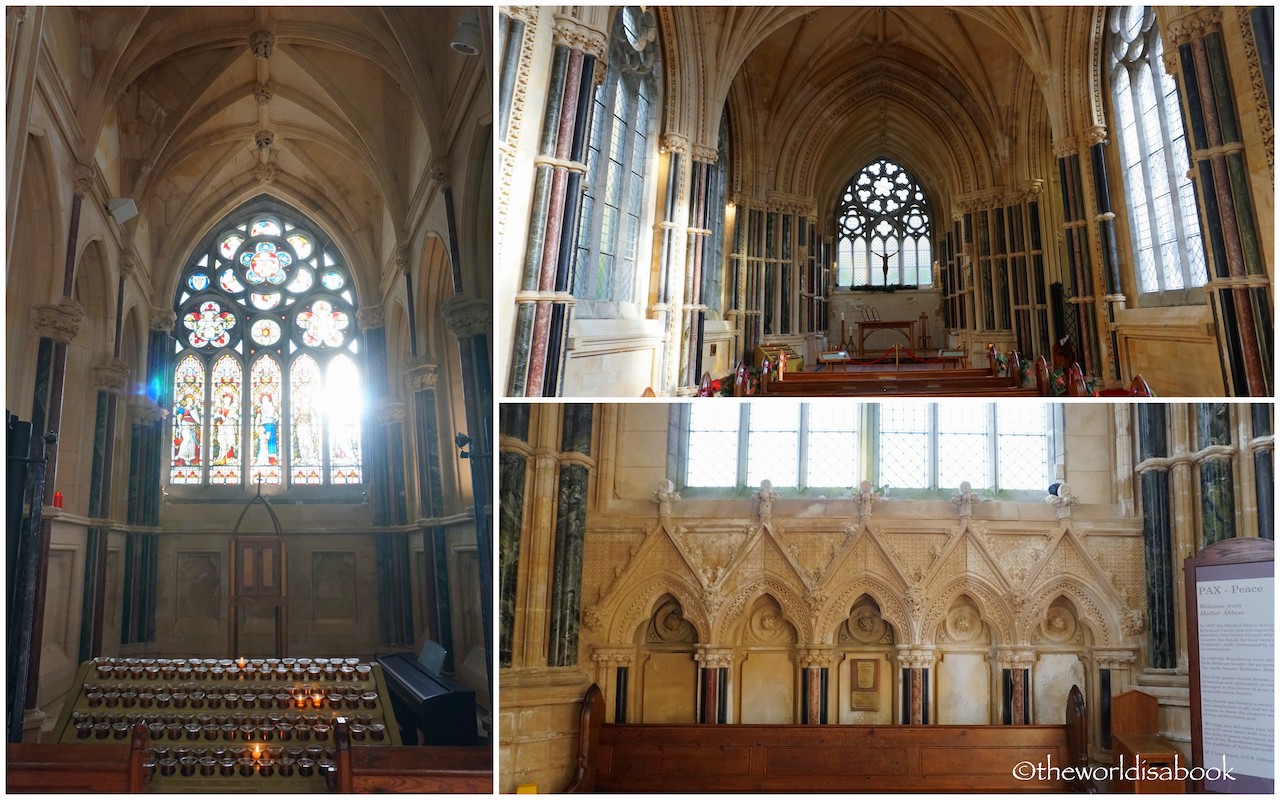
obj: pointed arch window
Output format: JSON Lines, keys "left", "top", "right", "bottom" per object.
{"left": 572, "top": 6, "right": 660, "bottom": 312}
{"left": 1107, "top": 5, "right": 1208, "bottom": 300}
{"left": 170, "top": 201, "right": 362, "bottom": 491}
{"left": 835, "top": 159, "right": 932, "bottom": 287}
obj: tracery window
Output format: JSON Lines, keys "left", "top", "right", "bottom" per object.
{"left": 681, "top": 402, "right": 1052, "bottom": 495}
{"left": 1108, "top": 5, "right": 1208, "bottom": 300}
{"left": 835, "top": 159, "right": 932, "bottom": 287}
{"left": 170, "top": 203, "right": 362, "bottom": 490}
{"left": 572, "top": 6, "right": 659, "bottom": 312}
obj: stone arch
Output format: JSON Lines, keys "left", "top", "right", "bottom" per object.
{"left": 609, "top": 573, "right": 709, "bottom": 645}
{"left": 715, "top": 579, "right": 807, "bottom": 643}
{"left": 816, "top": 577, "right": 910, "bottom": 646}
{"left": 1023, "top": 577, "right": 1123, "bottom": 647}
{"left": 921, "top": 573, "right": 1014, "bottom": 646}
{"left": 417, "top": 233, "right": 452, "bottom": 359}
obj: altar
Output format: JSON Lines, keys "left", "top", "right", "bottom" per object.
{"left": 858, "top": 318, "right": 915, "bottom": 355}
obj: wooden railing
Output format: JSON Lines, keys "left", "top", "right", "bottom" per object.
{"left": 566, "top": 684, "right": 1091, "bottom": 793}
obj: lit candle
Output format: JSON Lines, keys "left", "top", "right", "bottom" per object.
{"left": 311, "top": 693, "right": 323, "bottom": 709}
{"left": 252, "top": 744, "right": 262, "bottom": 761}
{"left": 237, "top": 657, "right": 246, "bottom": 669}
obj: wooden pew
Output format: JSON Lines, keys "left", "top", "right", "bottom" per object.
{"left": 332, "top": 719, "right": 493, "bottom": 793}
{"left": 566, "top": 684, "right": 1090, "bottom": 793}
{"left": 6, "top": 722, "right": 148, "bottom": 793}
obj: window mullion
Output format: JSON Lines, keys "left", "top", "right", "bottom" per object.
{"left": 798, "top": 403, "right": 809, "bottom": 490}
{"left": 737, "top": 404, "right": 750, "bottom": 490}
{"left": 929, "top": 404, "right": 939, "bottom": 490}
{"left": 988, "top": 403, "right": 1000, "bottom": 491}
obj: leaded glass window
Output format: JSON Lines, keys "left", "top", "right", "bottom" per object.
{"left": 170, "top": 201, "right": 362, "bottom": 490}
{"left": 572, "top": 6, "right": 659, "bottom": 312}
{"left": 1108, "top": 5, "right": 1207, "bottom": 300}
{"left": 835, "top": 159, "right": 932, "bottom": 287}
{"left": 681, "top": 402, "right": 1051, "bottom": 494}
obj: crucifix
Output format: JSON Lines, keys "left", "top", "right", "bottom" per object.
{"left": 870, "top": 247, "right": 898, "bottom": 284}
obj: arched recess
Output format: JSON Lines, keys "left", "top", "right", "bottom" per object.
{"left": 1061, "top": 6, "right": 1112, "bottom": 138}
{"left": 6, "top": 133, "right": 62, "bottom": 411}
{"left": 61, "top": 239, "right": 113, "bottom": 517}
{"left": 815, "top": 575, "right": 910, "bottom": 646}
{"left": 1022, "top": 575, "right": 1124, "bottom": 648}
{"left": 714, "top": 577, "right": 808, "bottom": 643}
{"left": 634, "top": 593, "right": 700, "bottom": 723}
{"left": 832, "top": 593, "right": 898, "bottom": 724}
{"left": 920, "top": 573, "right": 1015, "bottom": 647}
{"left": 931, "top": 593, "right": 995, "bottom": 724}
{"left": 417, "top": 234, "right": 453, "bottom": 359}
{"left": 608, "top": 574, "right": 708, "bottom": 645}
{"left": 730, "top": 593, "right": 799, "bottom": 724}
{"left": 1029, "top": 595, "right": 1092, "bottom": 725}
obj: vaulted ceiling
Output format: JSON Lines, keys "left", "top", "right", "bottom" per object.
{"left": 37, "top": 6, "right": 487, "bottom": 300}
{"left": 714, "top": 6, "right": 1088, "bottom": 216}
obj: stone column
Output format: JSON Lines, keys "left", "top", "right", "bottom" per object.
{"left": 1052, "top": 136, "right": 1102, "bottom": 376}
{"left": 407, "top": 360, "right": 453, "bottom": 662}
{"left": 1195, "top": 403, "right": 1236, "bottom": 545}
{"left": 498, "top": 403, "right": 531, "bottom": 668}
{"left": 1094, "top": 650, "right": 1139, "bottom": 749}
{"left": 1248, "top": 405, "right": 1273, "bottom": 540}
{"left": 655, "top": 134, "right": 691, "bottom": 395}
{"left": 695, "top": 647, "right": 733, "bottom": 724}
{"left": 1135, "top": 405, "right": 1176, "bottom": 669}
{"left": 374, "top": 401, "right": 414, "bottom": 649}
{"left": 591, "top": 646, "right": 635, "bottom": 723}
{"left": 122, "top": 397, "right": 165, "bottom": 646}
{"left": 1084, "top": 125, "right": 1125, "bottom": 382}
{"left": 79, "top": 360, "right": 129, "bottom": 661}
{"left": 1166, "top": 405, "right": 1197, "bottom": 670}
{"left": 797, "top": 648, "right": 833, "bottom": 724}
{"left": 508, "top": 17, "right": 605, "bottom": 396}
{"left": 548, "top": 404, "right": 593, "bottom": 667}
{"left": 897, "top": 648, "right": 935, "bottom": 725}
{"left": 678, "top": 145, "right": 718, "bottom": 388}
{"left": 1166, "top": 8, "right": 1270, "bottom": 396}
{"left": 442, "top": 295, "right": 493, "bottom": 683}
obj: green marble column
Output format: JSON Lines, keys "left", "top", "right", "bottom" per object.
{"left": 1138, "top": 405, "right": 1175, "bottom": 668}
{"left": 498, "top": 403, "right": 530, "bottom": 668}
{"left": 548, "top": 404, "right": 591, "bottom": 667}
{"left": 1196, "top": 403, "right": 1235, "bottom": 545}
{"left": 1251, "top": 405, "right": 1273, "bottom": 540}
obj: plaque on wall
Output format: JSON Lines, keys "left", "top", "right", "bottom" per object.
{"left": 1184, "top": 538, "right": 1274, "bottom": 793}
{"left": 850, "top": 658, "right": 879, "bottom": 710}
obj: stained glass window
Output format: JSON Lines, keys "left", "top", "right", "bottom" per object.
{"left": 1108, "top": 5, "right": 1207, "bottom": 300}
{"left": 169, "top": 201, "right": 362, "bottom": 490}
{"left": 835, "top": 159, "right": 932, "bottom": 287}
{"left": 571, "top": 6, "right": 659, "bottom": 313}
{"left": 682, "top": 403, "right": 1051, "bottom": 494}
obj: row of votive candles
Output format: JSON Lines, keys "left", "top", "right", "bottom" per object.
{"left": 83, "top": 685, "right": 378, "bottom": 710}
{"left": 144, "top": 744, "right": 338, "bottom": 779}
{"left": 94, "top": 657, "right": 371, "bottom": 682}
{"left": 74, "top": 716, "right": 385, "bottom": 743}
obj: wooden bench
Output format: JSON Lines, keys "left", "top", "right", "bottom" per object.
{"left": 566, "top": 684, "right": 1090, "bottom": 793}
{"left": 333, "top": 718, "right": 492, "bottom": 793}
{"left": 6, "top": 723, "right": 147, "bottom": 793}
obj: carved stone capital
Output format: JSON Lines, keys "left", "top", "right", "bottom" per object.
{"left": 895, "top": 648, "right": 936, "bottom": 669}
{"left": 795, "top": 648, "right": 834, "bottom": 669}
{"left": 404, "top": 360, "right": 439, "bottom": 392}
{"left": 764, "top": 191, "right": 817, "bottom": 218}
{"left": 690, "top": 143, "right": 719, "bottom": 164}
{"left": 255, "top": 129, "right": 275, "bottom": 151}
{"left": 393, "top": 245, "right": 410, "bottom": 275}
{"left": 590, "top": 647, "right": 635, "bottom": 667}
{"left": 694, "top": 647, "right": 734, "bottom": 669}
{"left": 250, "top": 30, "right": 275, "bottom": 59}
{"left": 149, "top": 308, "right": 177, "bottom": 332}
{"left": 1093, "top": 649, "right": 1138, "bottom": 670}
{"left": 440, "top": 296, "right": 491, "bottom": 339}
{"left": 1051, "top": 136, "right": 1079, "bottom": 159}
{"left": 659, "top": 132, "right": 690, "bottom": 156}
{"left": 32, "top": 301, "right": 85, "bottom": 343}
{"left": 93, "top": 361, "right": 131, "bottom": 394}
{"left": 1018, "top": 179, "right": 1044, "bottom": 201}
{"left": 119, "top": 251, "right": 138, "bottom": 278}
{"left": 502, "top": 6, "right": 539, "bottom": 25}
{"left": 72, "top": 163, "right": 95, "bottom": 195}
{"left": 1167, "top": 8, "right": 1222, "bottom": 46}
{"left": 377, "top": 401, "right": 406, "bottom": 425}
{"left": 551, "top": 14, "right": 607, "bottom": 60}
{"left": 129, "top": 397, "right": 167, "bottom": 425}
{"left": 253, "top": 81, "right": 273, "bottom": 106}
{"left": 1082, "top": 125, "right": 1109, "bottom": 147}
{"left": 356, "top": 305, "right": 386, "bottom": 331}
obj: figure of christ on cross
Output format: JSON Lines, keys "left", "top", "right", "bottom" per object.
{"left": 871, "top": 248, "right": 899, "bottom": 284}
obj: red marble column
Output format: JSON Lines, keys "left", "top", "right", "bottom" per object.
{"left": 910, "top": 666, "right": 923, "bottom": 725}
{"left": 1011, "top": 668, "right": 1025, "bottom": 725}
